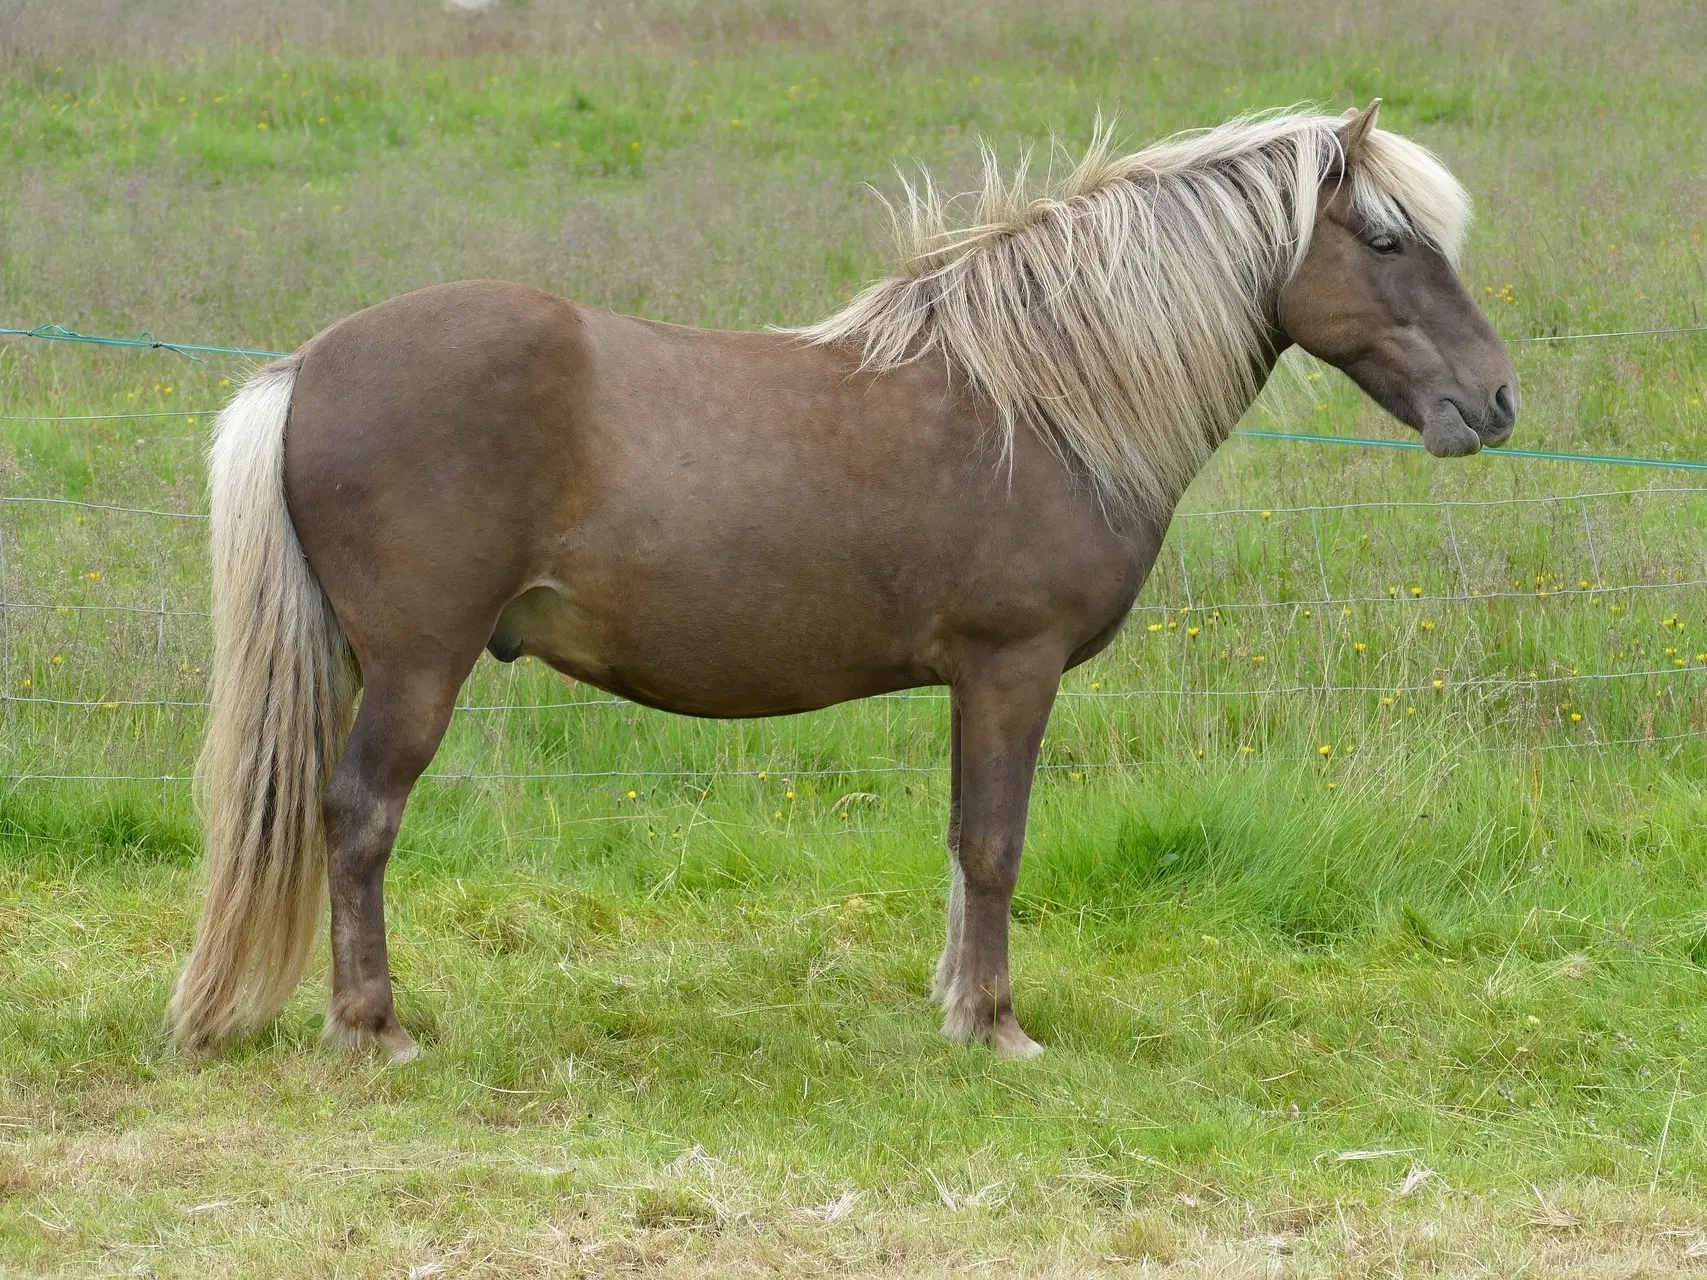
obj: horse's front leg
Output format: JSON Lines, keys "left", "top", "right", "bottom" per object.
{"left": 931, "top": 694, "right": 965, "bottom": 1005}
{"left": 934, "top": 651, "right": 1059, "bottom": 1058}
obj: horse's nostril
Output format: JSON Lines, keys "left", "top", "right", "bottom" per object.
{"left": 1493, "top": 383, "right": 1516, "bottom": 423}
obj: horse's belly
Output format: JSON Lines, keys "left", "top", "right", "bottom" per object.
{"left": 489, "top": 581, "right": 936, "bottom": 718}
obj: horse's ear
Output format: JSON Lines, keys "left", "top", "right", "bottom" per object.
{"left": 1337, "top": 98, "right": 1382, "bottom": 166}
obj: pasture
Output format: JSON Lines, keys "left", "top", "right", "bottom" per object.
{"left": 3, "top": 1, "right": 1707, "bottom": 1273}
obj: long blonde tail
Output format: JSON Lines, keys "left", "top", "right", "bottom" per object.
{"left": 169, "top": 359, "right": 357, "bottom": 1048}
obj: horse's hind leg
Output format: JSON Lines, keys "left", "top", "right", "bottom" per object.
{"left": 321, "top": 659, "right": 469, "bottom": 1060}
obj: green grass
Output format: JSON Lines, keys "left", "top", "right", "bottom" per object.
{"left": 4, "top": 2, "right": 1707, "bottom": 1273}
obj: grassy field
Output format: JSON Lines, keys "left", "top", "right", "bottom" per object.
{"left": 4, "top": 1, "right": 1707, "bottom": 1274}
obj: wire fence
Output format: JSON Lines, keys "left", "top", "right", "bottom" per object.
{"left": 4, "top": 316, "right": 1707, "bottom": 469}
{"left": 6, "top": 481, "right": 1707, "bottom": 789}
{"left": 5, "top": 318, "right": 1706, "bottom": 790}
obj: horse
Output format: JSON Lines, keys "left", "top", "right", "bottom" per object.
{"left": 169, "top": 101, "right": 1517, "bottom": 1061}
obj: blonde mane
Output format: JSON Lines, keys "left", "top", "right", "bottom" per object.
{"left": 794, "top": 110, "right": 1471, "bottom": 521}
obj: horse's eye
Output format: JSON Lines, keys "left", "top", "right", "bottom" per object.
{"left": 1368, "top": 234, "right": 1402, "bottom": 255}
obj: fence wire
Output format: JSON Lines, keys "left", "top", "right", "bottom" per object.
{"left": 6, "top": 481, "right": 1707, "bottom": 788}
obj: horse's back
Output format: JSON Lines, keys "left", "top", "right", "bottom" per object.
{"left": 281, "top": 279, "right": 1155, "bottom": 712}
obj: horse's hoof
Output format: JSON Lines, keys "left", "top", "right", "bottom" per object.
{"left": 940, "top": 999, "right": 1044, "bottom": 1059}
{"left": 381, "top": 1029, "right": 421, "bottom": 1064}
{"left": 993, "top": 1019, "right": 1045, "bottom": 1060}
{"left": 323, "top": 1010, "right": 419, "bottom": 1063}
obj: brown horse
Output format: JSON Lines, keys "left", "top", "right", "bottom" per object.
{"left": 169, "top": 102, "right": 1516, "bottom": 1060}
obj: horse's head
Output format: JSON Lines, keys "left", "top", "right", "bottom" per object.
{"left": 1276, "top": 101, "right": 1517, "bottom": 457}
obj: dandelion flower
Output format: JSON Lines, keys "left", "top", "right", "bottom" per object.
{"left": 1261, "top": 510, "right": 1273, "bottom": 520}
{"left": 1354, "top": 641, "right": 1368, "bottom": 653}
{"left": 1420, "top": 620, "right": 1436, "bottom": 631}
{"left": 758, "top": 770, "right": 768, "bottom": 780}
{"left": 774, "top": 810, "right": 783, "bottom": 819}
{"left": 1318, "top": 744, "right": 1333, "bottom": 758}
{"left": 1410, "top": 586, "right": 1423, "bottom": 598}
{"left": 51, "top": 655, "right": 63, "bottom": 665}
{"left": 1432, "top": 678, "right": 1444, "bottom": 690}
{"left": 1090, "top": 681, "right": 1102, "bottom": 691}
{"left": 1187, "top": 626, "right": 1200, "bottom": 638}
{"left": 1069, "top": 771, "right": 1083, "bottom": 781}
{"left": 1251, "top": 654, "right": 1265, "bottom": 665}
{"left": 1326, "top": 782, "right": 1337, "bottom": 791}
{"left": 626, "top": 790, "right": 637, "bottom": 800}
{"left": 1147, "top": 623, "right": 1162, "bottom": 633}
{"left": 1569, "top": 712, "right": 1583, "bottom": 723}
{"left": 1240, "top": 745, "right": 1255, "bottom": 755}
{"left": 785, "top": 790, "right": 795, "bottom": 800}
